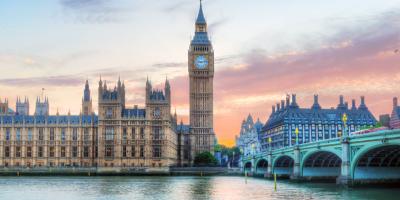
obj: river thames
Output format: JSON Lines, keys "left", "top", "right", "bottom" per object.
{"left": 0, "top": 176, "right": 399, "bottom": 200}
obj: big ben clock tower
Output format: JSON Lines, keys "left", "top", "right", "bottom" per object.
{"left": 188, "top": 1, "right": 215, "bottom": 159}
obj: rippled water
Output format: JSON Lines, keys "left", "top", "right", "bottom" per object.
{"left": 0, "top": 176, "right": 399, "bottom": 200}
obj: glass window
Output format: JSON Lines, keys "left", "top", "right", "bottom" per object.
{"left": 105, "top": 146, "right": 113, "bottom": 157}
{"left": 61, "top": 128, "right": 66, "bottom": 142}
{"left": 140, "top": 128, "right": 145, "bottom": 139}
{"left": 131, "top": 146, "right": 135, "bottom": 157}
{"left": 5, "top": 128, "right": 10, "bottom": 141}
{"left": 27, "top": 147, "right": 32, "bottom": 158}
{"left": 122, "top": 146, "right": 127, "bottom": 157}
{"left": 72, "top": 146, "right": 78, "bottom": 158}
{"left": 61, "top": 147, "right": 66, "bottom": 157}
{"left": 152, "top": 146, "right": 161, "bottom": 158}
{"left": 50, "top": 128, "right": 55, "bottom": 141}
{"left": 27, "top": 129, "right": 33, "bottom": 141}
{"left": 5, "top": 146, "right": 10, "bottom": 157}
{"left": 105, "top": 127, "right": 114, "bottom": 141}
{"left": 15, "top": 146, "right": 21, "bottom": 157}
{"left": 38, "top": 146, "right": 43, "bottom": 157}
{"left": 72, "top": 128, "right": 78, "bottom": 141}
{"left": 84, "top": 146, "right": 89, "bottom": 158}
{"left": 140, "top": 145, "right": 144, "bottom": 158}
{"left": 16, "top": 129, "right": 21, "bottom": 141}
{"left": 49, "top": 147, "right": 55, "bottom": 157}
{"left": 38, "top": 128, "right": 44, "bottom": 141}
{"left": 84, "top": 128, "right": 89, "bottom": 141}
{"left": 123, "top": 128, "right": 127, "bottom": 140}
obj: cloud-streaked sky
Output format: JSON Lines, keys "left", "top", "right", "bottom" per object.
{"left": 1, "top": 0, "right": 400, "bottom": 146}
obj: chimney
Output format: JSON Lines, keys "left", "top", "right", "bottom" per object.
{"left": 351, "top": 99, "right": 356, "bottom": 110}
{"left": 345, "top": 102, "right": 349, "bottom": 110}
{"left": 311, "top": 94, "right": 321, "bottom": 110}
{"left": 281, "top": 100, "right": 285, "bottom": 110}
{"left": 340, "top": 95, "right": 344, "bottom": 105}
{"left": 361, "top": 96, "right": 365, "bottom": 105}
{"left": 394, "top": 97, "right": 398, "bottom": 108}
{"left": 286, "top": 95, "right": 290, "bottom": 107}
{"left": 272, "top": 105, "right": 276, "bottom": 114}
{"left": 277, "top": 103, "right": 280, "bottom": 111}
{"left": 291, "top": 94, "right": 299, "bottom": 108}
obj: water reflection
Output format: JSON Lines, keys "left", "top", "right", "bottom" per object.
{"left": 0, "top": 176, "right": 399, "bottom": 200}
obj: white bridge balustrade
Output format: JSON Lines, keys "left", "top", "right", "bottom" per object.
{"left": 242, "top": 129, "right": 400, "bottom": 185}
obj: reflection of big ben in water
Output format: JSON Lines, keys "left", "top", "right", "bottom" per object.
{"left": 188, "top": 1, "right": 215, "bottom": 159}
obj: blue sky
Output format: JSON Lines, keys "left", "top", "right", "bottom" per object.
{"left": 1, "top": 0, "right": 400, "bottom": 145}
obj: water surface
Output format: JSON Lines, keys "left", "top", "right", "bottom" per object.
{"left": 0, "top": 176, "right": 399, "bottom": 200}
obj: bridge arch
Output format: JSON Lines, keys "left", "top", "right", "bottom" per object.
{"left": 301, "top": 150, "right": 342, "bottom": 179}
{"left": 352, "top": 144, "right": 400, "bottom": 181}
{"left": 272, "top": 155, "right": 294, "bottom": 177}
{"left": 244, "top": 161, "right": 252, "bottom": 172}
{"left": 255, "top": 159, "right": 268, "bottom": 176}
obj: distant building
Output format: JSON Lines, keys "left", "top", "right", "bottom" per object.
{"left": 0, "top": 98, "right": 9, "bottom": 115}
{"left": 390, "top": 97, "right": 400, "bottom": 129}
{"left": 16, "top": 97, "right": 29, "bottom": 116}
{"left": 34, "top": 97, "right": 49, "bottom": 116}
{"left": 379, "top": 114, "right": 390, "bottom": 127}
{"left": 236, "top": 114, "right": 264, "bottom": 157}
{"left": 261, "top": 95, "right": 376, "bottom": 150}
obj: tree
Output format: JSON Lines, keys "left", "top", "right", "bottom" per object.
{"left": 194, "top": 151, "right": 217, "bottom": 166}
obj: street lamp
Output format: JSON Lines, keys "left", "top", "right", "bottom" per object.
{"left": 342, "top": 113, "right": 348, "bottom": 137}
{"left": 295, "top": 128, "right": 299, "bottom": 146}
{"left": 268, "top": 137, "right": 272, "bottom": 152}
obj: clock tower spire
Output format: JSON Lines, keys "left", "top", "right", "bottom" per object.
{"left": 188, "top": 0, "right": 215, "bottom": 161}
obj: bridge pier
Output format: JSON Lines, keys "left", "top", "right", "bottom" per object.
{"left": 337, "top": 137, "right": 353, "bottom": 185}
{"left": 291, "top": 146, "right": 301, "bottom": 180}
{"left": 265, "top": 153, "right": 273, "bottom": 178}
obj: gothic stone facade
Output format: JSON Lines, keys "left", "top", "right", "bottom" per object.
{"left": 0, "top": 2, "right": 214, "bottom": 168}
{"left": 188, "top": 2, "right": 215, "bottom": 158}
{"left": 0, "top": 78, "right": 178, "bottom": 168}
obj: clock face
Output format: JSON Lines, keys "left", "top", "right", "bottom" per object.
{"left": 195, "top": 55, "right": 208, "bottom": 69}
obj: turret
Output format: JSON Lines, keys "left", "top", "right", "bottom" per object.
{"left": 337, "top": 95, "right": 346, "bottom": 109}
{"left": 35, "top": 96, "right": 49, "bottom": 116}
{"left": 16, "top": 96, "right": 29, "bottom": 115}
{"left": 358, "top": 96, "right": 368, "bottom": 110}
{"left": 281, "top": 100, "right": 285, "bottom": 110}
{"left": 311, "top": 95, "right": 321, "bottom": 110}
{"left": 165, "top": 77, "right": 171, "bottom": 104}
{"left": 351, "top": 99, "right": 357, "bottom": 110}
{"left": 286, "top": 95, "right": 290, "bottom": 108}
{"left": 394, "top": 97, "right": 398, "bottom": 108}
{"left": 82, "top": 80, "right": 93, "bottom": 115}
{"left": 290, "top": 94, "right": 299, "bottom": 108}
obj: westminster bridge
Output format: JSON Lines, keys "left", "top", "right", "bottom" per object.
{"left": 242, "top": 129, "right": 400, "bottom": 185}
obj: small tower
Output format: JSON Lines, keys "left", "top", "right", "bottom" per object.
{"left": 98, "top": 78, "right": 125, "bottom": 120}
{"left": 35, "top": 96, "right": 49, "bottom": 116}
{"left": 82, "top": 80, "right": 93, "bottom": 115}
{"left": 145, "top": 78, "right": 171, "bottom": 121}
{"left": 16, "top": 96, "right": 29, "bottom": 115}
{"left": 0, "top": 97, "right": 9, "bottom": 115}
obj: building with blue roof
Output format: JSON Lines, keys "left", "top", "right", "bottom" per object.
{"left": 261, "top": 94, "right": 377, "bottom": 150}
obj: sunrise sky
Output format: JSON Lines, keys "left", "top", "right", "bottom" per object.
{"left": 1, "top": 0, "right": 400, "bottom": 146}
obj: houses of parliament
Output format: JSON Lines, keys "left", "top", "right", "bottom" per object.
{"left": 0, "top": 2, "right": 215, "bottom": 170}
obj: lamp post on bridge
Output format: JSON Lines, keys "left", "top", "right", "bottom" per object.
{"left": 266, "top": 137, "right": 273, "bottom": 178}
{"left": 337, "top": 113, "right": 352, "bottom": 185}
{"left": 295, "top": 128, "right": 299, "bottom": 146}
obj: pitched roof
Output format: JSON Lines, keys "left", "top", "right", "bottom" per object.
{"left": 263, "top": 106, "right": 376, "bottom": 131}
{"left": 196, "top": 2, "right": 206, "bottom": 24}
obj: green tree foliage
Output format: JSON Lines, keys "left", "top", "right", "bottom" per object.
{"left": 194, "top": 151, "right": 218, "bottom": 166}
